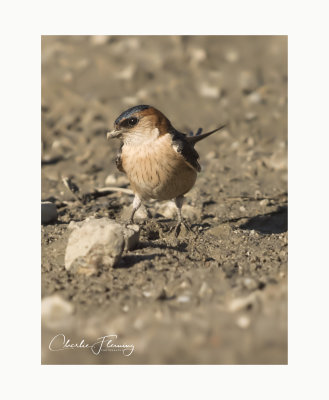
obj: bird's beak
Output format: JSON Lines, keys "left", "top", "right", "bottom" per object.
{"left": 107, "top": 129, "right": 124, "bottom": 140}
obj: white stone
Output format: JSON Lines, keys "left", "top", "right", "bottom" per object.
{"left": 199, "top": 84, "right": 220, "bottom": 99}
{"left": 176, "top": 295, "right": 191, "bottom": 303}
{"left": 236, "top": 315, "right": 251, "bottom": 329}
{"left": 41, "top": 202, "right": 58, "bottom": 224}
{"left": 65, "top": 217, "right": 125, "bottom": 273}
{"left": 259, "top": 199, "right": 269, "bottom": 207}
{"left": 243, "top": 277, "right": 258, "bottom": 291}
{"left": 104, "top": 174, "right": 117, "bottom": 185}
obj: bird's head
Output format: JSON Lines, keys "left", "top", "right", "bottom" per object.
{"left": 107, "top": 105, "right": 171, "bottom": 144}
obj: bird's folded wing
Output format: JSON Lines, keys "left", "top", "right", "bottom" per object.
{"left": 171, "top": 130, "right": 201, "bottom": 172}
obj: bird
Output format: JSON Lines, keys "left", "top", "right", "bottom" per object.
{"left": 107, "top": 105, "right": 225, "bottom": 236}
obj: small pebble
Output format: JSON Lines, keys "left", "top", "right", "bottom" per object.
{"left": 236, "top": 315, "right": 251, "bottom": 329}
{"left": 176, "top": 295, "right": 191, "bottom": 303}
{"left": 123, "top": 96, "right": 138, "bottom": 105}
{"left": 116, "top": 65, "right": 136, "bottom": 80}
{"left": 243, "top": 277, "right": 258, "bottom": 291}
{"left": 199, "top": 84, "right": 221, "bottom": 99}
{"left": 206, "top": 150, "right": 217, "bottom": 160}
{"left": 248, "top": 91, "right": 262, "bottom": 104}
{"left": 105, "top": 174, "right": 117, "bottom": 185}
{"left": 239, "top": 70, "right": 258, "bottom": 91}
{"left": 260, "top": 199, "right": 269, "bottom": 207}
{"left": 245, "top": 112, "right": 258, "bottom": 121}
{"left": 105, "top": 174, "right": 129, "bottom": 187}
{"left": 228, "top": 293, "right": 257, "bottom": 312}
{"left": 225, "top": 50, "right": 239, "bottom": 63}
{"left": 246, "top": 137, "right": 255, "bottom": 147}
{"left": 189, "top": 47, "right": 207, "bottom": 65}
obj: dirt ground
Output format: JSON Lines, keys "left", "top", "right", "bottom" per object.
{"left": 41, "top": 36, "right": 287, "bottom": 364}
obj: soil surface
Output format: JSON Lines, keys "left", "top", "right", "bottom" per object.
{"left": 41, "top": 36, "right": 287, "bottom": 364}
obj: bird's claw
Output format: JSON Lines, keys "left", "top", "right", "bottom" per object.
{"left": 124, "top": 218, "right": 135, "bottom": 228}
{"left": 170, "top": 220, "right": 191, "bottom": 237}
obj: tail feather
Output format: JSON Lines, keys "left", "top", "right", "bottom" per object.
{"left": 186, "top": 125, "right": 226, "bottom": 145}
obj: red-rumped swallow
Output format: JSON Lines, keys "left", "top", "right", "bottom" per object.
{"left": 107, "top": 105, "right": 225, "bottom": 236}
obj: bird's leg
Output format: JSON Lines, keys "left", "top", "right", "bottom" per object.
{"left": 143, "top": 205, "right": 152, "bottom": 219}
{"left": 170, "top": 195, "right": 191, "bottom": 237}
{"left": 128, "top": 194, "right": 142, "bottom": 224}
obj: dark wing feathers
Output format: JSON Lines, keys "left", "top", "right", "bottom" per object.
{"left": 171, "top": 125, "right": 225, "bottom": 172}
{"left": 171, "top": 129, "right": 201, "bottom": 172}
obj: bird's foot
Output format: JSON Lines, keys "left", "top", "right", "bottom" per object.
{"left": 124, "top": 218, "right": 137, "bottom": 228}
{"left": 145, "top": 208, "right": 153, "bottom": 219}
{"left": 169, "top": 220, "right": 191, "bottom": 238}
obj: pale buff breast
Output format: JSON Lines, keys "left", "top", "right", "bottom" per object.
{"left": 121, "top": 134, "right": 197, "bottom": 201}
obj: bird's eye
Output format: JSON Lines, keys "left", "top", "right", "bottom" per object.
{"left": 128, "top": 117, "right": 138, "bottom": 126}
{"left": 121, "top": 117, "right": 138, "bottom": 128}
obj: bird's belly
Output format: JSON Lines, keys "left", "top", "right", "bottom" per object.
{"left": 122, "top": 143, "right": 197, "bottom": 200}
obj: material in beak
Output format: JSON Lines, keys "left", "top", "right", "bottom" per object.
{"left": 107, "top": 129, "right": 123, "bottom": 140}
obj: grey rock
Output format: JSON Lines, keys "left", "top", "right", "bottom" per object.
{"left": 65, "top": 217, "right": 125, "bottom": 274}
{"left": 41, "top": 201, "right": 58, "bottom": 224}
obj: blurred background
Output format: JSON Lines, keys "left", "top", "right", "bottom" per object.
{"left": 42, "top": 36, "right": 287, "bottom": 364}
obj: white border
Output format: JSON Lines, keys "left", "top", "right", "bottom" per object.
{"left": 2, "top": 0, "right": 329, "bottom": 398}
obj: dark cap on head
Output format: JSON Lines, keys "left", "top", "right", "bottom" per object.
{"left": 115, "top": 105, "right": 151, "bottom": 125}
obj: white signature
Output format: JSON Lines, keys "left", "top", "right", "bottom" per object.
{"left": 49, "top": 334, "right": 134, "bottom": 356}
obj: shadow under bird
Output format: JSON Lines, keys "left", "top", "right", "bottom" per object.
{"left": 107, "top": 105, "right": 225, "bottom": 236}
